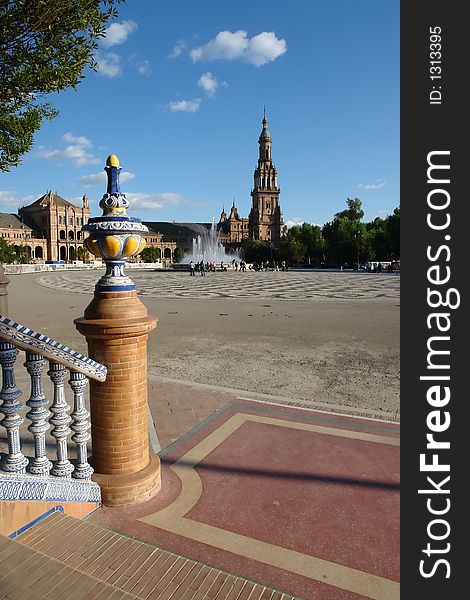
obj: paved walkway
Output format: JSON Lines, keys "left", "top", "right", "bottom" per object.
{"left": 6, "top": 270, "right": 400, "bottom": 414}
{"left": 91, "top": 387, "right": 400, "bottom": 600}
{"left": 11, "top": 512, "right": 294, "bottom": 600}
{"left": 37, "top": 269, "right": 400, "bottom": 301}
{"left": 3, "top": 271, "right": 400, "bottom": 598}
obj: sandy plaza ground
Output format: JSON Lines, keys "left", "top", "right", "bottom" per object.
{"left": 5, "top": 268, "right": 400, "bottom": 418}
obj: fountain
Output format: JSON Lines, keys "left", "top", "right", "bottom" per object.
{"left": 180, "top": 219, "right": 242, "bottom": 266}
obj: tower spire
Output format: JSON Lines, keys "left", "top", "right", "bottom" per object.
{"left": 250, "top": 113, "right": 282, "bottom": 241}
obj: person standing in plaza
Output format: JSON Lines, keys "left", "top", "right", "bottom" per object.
{"left": 190, "top": 260, "right": 195, "bottom": 276}
{"left": 200, "top": 260, "right": 205, "bottom": 276}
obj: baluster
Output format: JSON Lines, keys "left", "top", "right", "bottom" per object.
{"left": 24, "top": 352, "right": 51, "bottom": 475}
{"left": 0, "top": 342, "right": 28, "bottom": 473}
{"left": 48, "top": 361, "right": 73, "bottom": 477}
{"left": 69, "top": 371, "right": 93, "bottom": 479}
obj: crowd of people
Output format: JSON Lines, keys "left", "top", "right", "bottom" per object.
{"left": 189, "top": 259, "right": 290, "bottom": 276}
{"left": 362, "top": 260, "right": 400, "bottom": 273}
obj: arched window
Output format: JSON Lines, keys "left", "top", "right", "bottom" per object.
{"left": 164, "top": 248, "right": 172, "bottom": 258}
{"left": 35, "top": 246, "right": 43, "bottom": 259}
{"left": 68, "top": 230, "right": 74, "bottom": 240}
{"left": 59, "top": 230, "right": 66, "bottom": 240}
{"left": 60, "top": 246, "right": 67, "bottom": 261}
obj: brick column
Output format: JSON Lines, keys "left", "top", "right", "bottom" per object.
{"left": 74, "top": 154, "right": 161, "bottom": 506}
{"left": 75, "top": 290, "right": 160, "bottom": 506}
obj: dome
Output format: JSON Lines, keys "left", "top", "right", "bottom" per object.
{"left": 259, "top": 116, "right": 271, "bottom": 141}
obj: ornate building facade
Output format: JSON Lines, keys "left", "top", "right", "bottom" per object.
{"left": 0, "top": 114, "right": 283, "bottom": 264}
{"left": 18, "top": 192, "right": 90, "bottom": 261}
{"left": 0, "top": 193, "right": 177, "bottom": 263}
{"left": 218, "top": 112, "right": 283, "bottom": 245}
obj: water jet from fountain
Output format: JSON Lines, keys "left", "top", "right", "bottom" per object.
{"left": 179, "top": 219, "right": 242, "bottom": 266}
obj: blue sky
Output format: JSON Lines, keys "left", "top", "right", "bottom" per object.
{"left": 0, "top": 0, "right": 399, "bottom": 226}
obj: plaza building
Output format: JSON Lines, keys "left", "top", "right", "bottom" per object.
{"left": 142, "top": 222, "right": 209, "bottom": 263}
{"left": 141, "top": 113, "right": 285, "bottom": 259}
{"left": 0, "top": 191, "right": 90, "bottom": 262}
{"left": 0, "top": 114, "right": 283, "bottom": 264}
{"left": 17, "top": 191, "right": 90, "bottom": 261}
{"left": 217, "top": 111, "right": 283, "bottom": 246}
{"left": 0, "top": 192, "right": 177, "bottom": 264}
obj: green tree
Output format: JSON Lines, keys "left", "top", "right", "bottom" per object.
{"left": 0, "top": 239, "right": 16, "bottom": 263}
{"left": 297, "top": 223, "right": 324, "bottom": 265}
{"left": 12, "top": 244, "right": 31, "bottom": 263}
{"left": 0, "top": 0, "right": 124, "bottom": 171}
{"left": 322, "top": 198, "right": 366, "bottom": 267}
{"left": 335, "top": 197, "right": 364, "bottom": 222}
{"left": 385, "top": 207, "right": 400, "bottom": 258}
{"left": 245, "top": 240, "right": 271, "bottom": 263}
{"left": 77, "top": 246, "right": 89, "bottom": 261}
{"left": 366, "top": 217, "right": 388, "bottom": 260}
{"left": 276, "top": 236, "right": 306, "bottom": 266}
{"left": 173, "top": 247, "right": 184, "bottom": 263}
{"left": 365, "top": 208, "right": 400, "bottom": 260}
{"left": 140, "top": 247, "right": 161, "bottom": 263}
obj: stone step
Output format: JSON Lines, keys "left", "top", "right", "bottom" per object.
{"left": 0, "top": 533, "right": 141, "bottom": 600}
{"left": 14, "top": 513, "right": 297, "bottom": 600}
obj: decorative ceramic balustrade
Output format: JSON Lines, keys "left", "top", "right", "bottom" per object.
{"left": 0, "top": 316, "right": 106, "bottom": 501}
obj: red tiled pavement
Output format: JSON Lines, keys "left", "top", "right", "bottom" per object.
{"left": 89, "top": 398, "right": 399, "bottom": 600}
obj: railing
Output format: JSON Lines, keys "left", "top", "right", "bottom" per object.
{"left": 0, "top": 315, "right": 107, "bottom": 484}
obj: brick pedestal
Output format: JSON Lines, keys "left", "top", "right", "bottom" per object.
{"left": 75, "top": 290, "right": 161, "bottom": 506}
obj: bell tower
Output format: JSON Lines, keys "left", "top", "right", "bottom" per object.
{"left": 249, "top": 109, "right": 283, "bottom": 242}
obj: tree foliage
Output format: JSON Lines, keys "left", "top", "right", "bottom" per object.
{"left": 334, "top": 197, "right": 364, "bottom": 221}
{"left": 0, "top": 239, "right": 30, "bottom": 263}
{"left": 0, "top": 239, "right": 16, "bottom": 263}
{"left": 280, "top": 199, "right": 400, "bottom": 267}
{"left": 282, "top": 222, "right": 323, "bottom": 265}
{"left": 244, "top": 239, "right": 273, "bottom": 263}
{"left": 140, "top": 247, "right": 161, "bottom": 263}
{"left": 173, "top": 247, "right": 185, "bottom": 263}
{"left": 0, "top": 0, "right": 124, "bottom": 171}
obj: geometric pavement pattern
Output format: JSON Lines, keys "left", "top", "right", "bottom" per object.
{"left": 39, "top": 270, "right": 400, "bottom": 301}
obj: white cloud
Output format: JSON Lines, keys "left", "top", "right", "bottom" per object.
{"left": 137, "top": 60, "right": 152, "bottom": 76}
{"left": 101, "top": 20, "right": 137, "bottom": 48}
{"left": 126, "top": 192, "right": 183, "bottom": 210}
{"left": 35, "top": 133, "right": 100, "bottom": 167}
{"left": 168, "top": 39, "right": 186, "bottom": 59}
{"left": 80, "top": 171, "right": 135, "bottom": 187}
{"left": 358, "top": 179, "right": 387, "bottom": 190}
{"left": 190, "top": 30, "right": 286, "bottom": 66}
{"left": 0, "top": 191, "right": 36, "bottom": 207}
{"left": 97, "top": 52, "right": 122, "bottom": 77}
{"left": 245, "top": 32, "right": 287, "bottom": 67}
{"left": 284, "top": 218, "right": 305, "bottom": 229}
{"left": 63, "top": 132, "right": 92, "bottom": 147}
{"left": 372, "top": 209, "right": 390, "bottom": 219}
{"left": 190, "top": 30, "right": 248, "bottom": 62}
{"left": 198, "top": 72, "right": 219, "bottom": 96}
{"left": 0, "top": 190, "right": 18, "bottom": 206}
{"left": 169, "top": 99, "right": 201, "bottom": 113}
